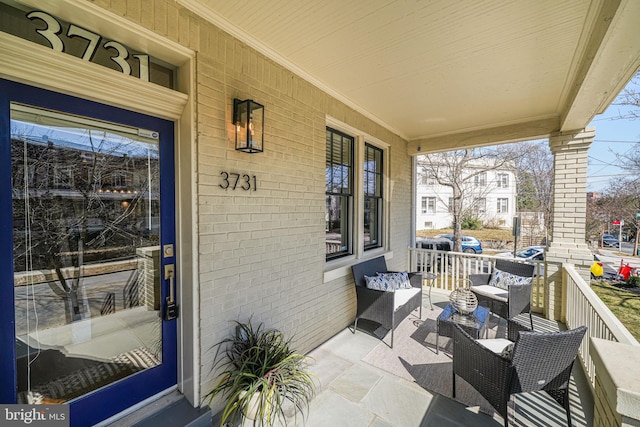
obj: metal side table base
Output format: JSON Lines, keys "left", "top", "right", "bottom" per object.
{"left": 422, "top": 272, "right": 437, "bottom": 310}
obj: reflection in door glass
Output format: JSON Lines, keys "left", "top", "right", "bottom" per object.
{"left": 11, "top": 104, "right": 162, "bottom": 404}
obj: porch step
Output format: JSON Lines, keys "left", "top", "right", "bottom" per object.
{"left": 131, "top": 397, "right": 211, "bottom": 427}
{"left": 103, "top": 391, "right": 211, "bottom": 427}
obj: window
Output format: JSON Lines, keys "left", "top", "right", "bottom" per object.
{"left": 474, "top": 172, "right": 486, "bottom": 186}
{"left": 497, "top": 198, "right": 508, "bottom": 214}
{"left": 112, "top": 170, "right": 132, "bottom": 189}
{"left": 422, "top": 196, "right": 436, "bottom": 214}
{"left": 424, "top": 221, "right": 433, "bottom": 229}
{"left": 364, "top": 144, "right": 383, "bottom": 250}
{"left": 326, "top": 128, "right": 353, "bottom": 259}
{"left": 420, "top": 173, "right": 436, "bottom": 185}
{"left": 474, "top": 198, "right": 486, "bottom": 214}
{"left": 497, "top": 173, "right": 509, "bottom": 188}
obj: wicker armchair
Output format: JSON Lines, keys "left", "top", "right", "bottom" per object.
{"left": 351, "top": 256, "right": 423, "bottom": 348}
{"left": 452, "top": 321, "right": 587, "bottom": 427}
{"left": 469, "top": 259, "right": 535, "bottom": 329}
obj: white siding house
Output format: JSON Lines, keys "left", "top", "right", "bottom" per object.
{"left": 416, "top": 156, "right": 517, "bottom": 230}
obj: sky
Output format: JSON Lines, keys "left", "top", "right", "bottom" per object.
{"left": 586, "top": 77, "right": 640, "bottom": 193}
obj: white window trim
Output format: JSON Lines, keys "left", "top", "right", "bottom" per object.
{"left": 497, "top": 198, "right": 509, "bottom": 213}
{"left": 497, "top": 173, "right": 509, "bottom": 188}
{"left": 324, "top": 116, "right": 391, "bottom": 280}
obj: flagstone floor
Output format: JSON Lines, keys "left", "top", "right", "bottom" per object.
{"left": 213, "top": 289, "right": 594, "bottom": 427}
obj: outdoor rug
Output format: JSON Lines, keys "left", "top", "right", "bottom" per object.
{"left": 361, "top": 303, "right": 499, "bottom": 416}
{"left": 360, "top": 304, "right": 592, "bottom": 427}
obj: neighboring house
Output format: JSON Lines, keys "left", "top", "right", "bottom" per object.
{"left": 416, "top": 156, "right": 517, "bottom": 230}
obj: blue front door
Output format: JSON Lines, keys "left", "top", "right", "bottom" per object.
{"left": 0, "top": 79, "right": 177, "bottom": 426}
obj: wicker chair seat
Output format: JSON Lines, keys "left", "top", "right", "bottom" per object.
{"left": 469, "top": 284, "right": 508, "bottom": 302}
{"left": 393, "top": 287, "right": 421, "bottom": 309}
{"left": 351, "top": 256, "right": 423, "bottom": 348}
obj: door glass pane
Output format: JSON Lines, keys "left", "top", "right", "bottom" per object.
{"left": 11, "top": 103, "right": 162, "bottom": 404}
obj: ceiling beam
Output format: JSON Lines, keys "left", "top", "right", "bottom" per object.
{"left": 561, "top": 0, "right": 640, "bottom": 131}
{"left": 407, "top": 116, "right": 560, "bottom": 156}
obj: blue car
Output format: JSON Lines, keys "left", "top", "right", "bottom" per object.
{"left": 435, "top": 234, "right": 483, "bottom": 254}
{"left": 602, "top": 234, "right": 620, "bottom": 248}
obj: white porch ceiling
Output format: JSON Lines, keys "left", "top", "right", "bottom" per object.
{"left": 181, "top": 0, "right": 640, "bottom": 152}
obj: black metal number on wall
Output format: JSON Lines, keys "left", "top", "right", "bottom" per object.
{"left": 219, "top": 171, "right": 257, "bottom": 191}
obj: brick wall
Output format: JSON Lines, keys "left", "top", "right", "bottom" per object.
{"left": 545, "top": 131, "right": 594, "bottom": 320}
{"left": 594, "top": 375, "right": 621, "bottom": 427}
{"left": 92, "top": 0, "right": 413, "bottom": 404}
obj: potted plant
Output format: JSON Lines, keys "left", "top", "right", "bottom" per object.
{"left": 205, "top": 319, "right": 316, "bottom": 426}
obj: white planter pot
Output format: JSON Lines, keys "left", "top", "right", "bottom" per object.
{"left": 239, "top": 390, "right": 263, "bottom": 421}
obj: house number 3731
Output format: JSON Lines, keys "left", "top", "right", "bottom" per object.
{"left": 26, "top": 10, "right": 150, "bottom": 81}
{"left": 219, "top": 171, "right": 258, "bottom": 191}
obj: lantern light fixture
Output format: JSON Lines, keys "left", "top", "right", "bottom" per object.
{"left": 233, "top": 98, "right": 264, "bottom": 153}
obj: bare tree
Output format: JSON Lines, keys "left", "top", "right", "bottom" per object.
{"left": 611, "top": 71, "right": 640, "bottom": 121}
{"left": 12, "top": 123, "right": 157, "bottom": 324}
{"left": 606, "top": 70, "right": 640, "bottom": 253}
{"left": 512, "top": 141, "right": 554, "bottom": 232}
{"left": 608, "top": 160, "right": 640, "bottom": 254}
{"left": 417, "top": 147, "right": 525, "bottom": 251}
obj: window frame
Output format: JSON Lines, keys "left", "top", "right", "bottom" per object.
{"left": 420, "top": 173, "right": 436, "bottom": 186}
{"left": 422, "top": 196, "right": 436, "bottom": 214}
{"left": 324, "top": 117, "right": 390, "bottom": 269}
{"left": 475, "top": 197, "right": 486, "bottom": 214}
{"left": 474, "top": 172, "right": 487, "bottom": 186}
{"left": 363, "top": 143, "right": 383, "bottom": 251}
{"left": 497, "top": 197, "right": 508, "bottom": 214}
{"left": 497, "top": 172, "right": 509, "bottom": 188}
{"left": 325, "top": 127, "right": 354, "bottom": 260}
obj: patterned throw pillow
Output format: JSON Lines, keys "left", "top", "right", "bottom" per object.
{"left": 488, "top": 268, "right": 533, "bottom": 290}
{"left": 364, "top": 274, "right": 392, "bottom": 291}
{"left": 377, "top": 272, "right": 412, "bottom": 290}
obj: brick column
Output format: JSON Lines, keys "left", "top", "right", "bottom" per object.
{"left": 545, "top": 128, "right": 594, "bottom": 321}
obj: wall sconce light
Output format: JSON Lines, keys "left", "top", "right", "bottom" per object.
{"left": 233, "top": 98, "right": 264, "bottom": 153}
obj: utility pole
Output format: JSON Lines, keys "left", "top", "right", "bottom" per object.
{"left": 512, "top": 216, "right": 521, "bottom": 257}
{"left": 635, "top": 213, "right": 640, "bottom": 256}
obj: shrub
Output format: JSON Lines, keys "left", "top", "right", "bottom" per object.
{"left": 483, "top": 217, "right": 505, "bottom": 229}
{"left": 460, "top": 217, "right": 483, "bottom": 230}
{"left": 626, "top": 276, "right": 640, "bottom": 287}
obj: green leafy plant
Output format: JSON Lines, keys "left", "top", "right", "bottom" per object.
{"left": 626, "top": 276, "right": 640, "bottom": 287}
{"left": 460, "top": 216, "right": 483, "bottom": 230}
{"left": 205, "top": 319, "right": 316, "bottom": 427}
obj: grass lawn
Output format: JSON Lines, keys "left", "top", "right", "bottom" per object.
{"left": 591, "top": 280, "right": 640, "bottom": 341}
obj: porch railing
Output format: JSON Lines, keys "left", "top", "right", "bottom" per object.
{"left": 408, "top": 247, "right": 546, "bottom": 312}
{"left": 563, "top": 263, "right": 639, "bottom": 388}
{"left": 408, "top": 247, "right": 640, "bottom": 419}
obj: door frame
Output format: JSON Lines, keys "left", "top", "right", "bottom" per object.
{"left": 0, "top": 0, "right": 198, "bottom": 409}
{"left": 1, "top": 79, "right": 177, "bottom": 425}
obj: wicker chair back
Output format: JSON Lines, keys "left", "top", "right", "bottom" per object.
{"left": 510, "top": 326, "right": 587, "bottom": 393}
{"left": 494, "top": 259, "right": 535, "bottom": 278}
